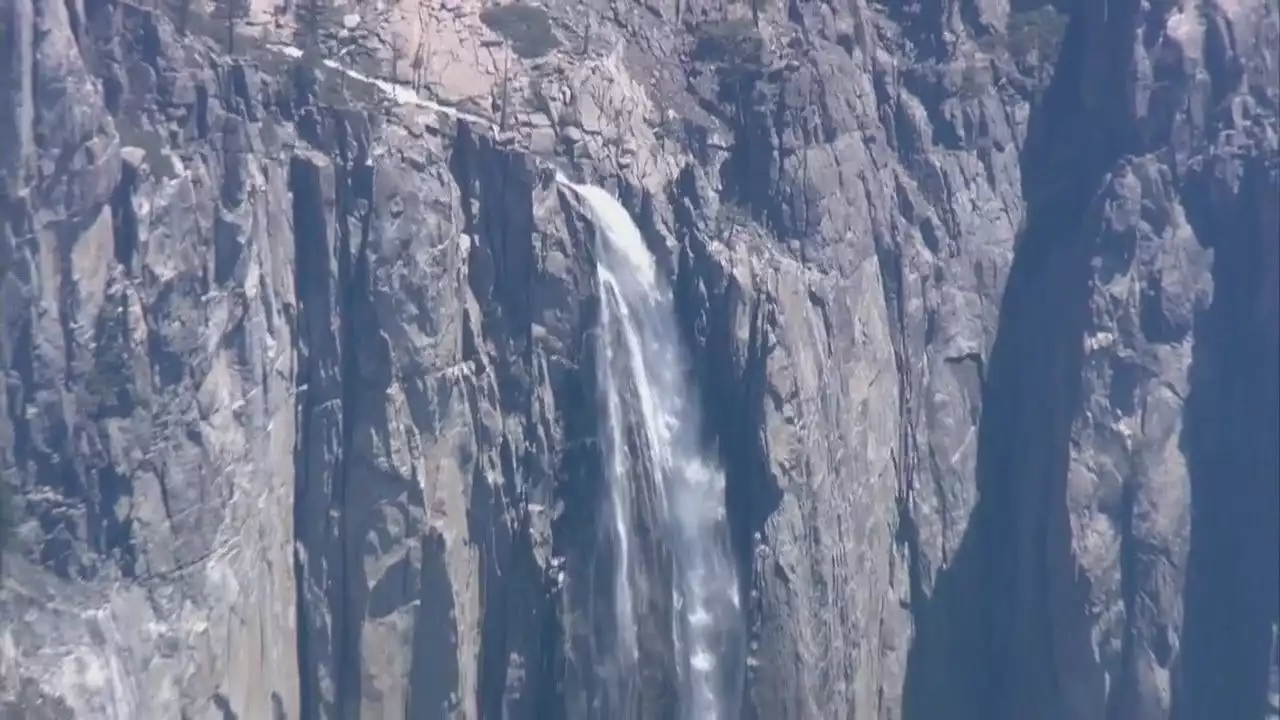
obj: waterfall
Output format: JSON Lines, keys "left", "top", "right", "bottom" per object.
{"left": 564, "top": 180, "right": 742, "bottom": 719}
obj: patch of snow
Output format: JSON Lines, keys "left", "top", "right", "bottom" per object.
{"left": 266, "top": 42, "right": 493, "bottom": 128}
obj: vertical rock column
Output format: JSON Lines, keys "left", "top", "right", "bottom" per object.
{"left": 290, "top": 149, "right": 349, "bottom": 720}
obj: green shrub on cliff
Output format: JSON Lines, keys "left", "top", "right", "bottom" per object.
{"left": 971, "top": 3, "right": 1068, "bottom": 98}
{"left": 1007, "top": 5, "right": 1068, "bottom": 96}
{"left": 693, "top": 18, "right": 766, "bottom": 73}
{"left": 1007, "top": 5, "right": 1068, "bottom": 63}
{"left": 480, "top": 4, "right": 561, "bottom": 59}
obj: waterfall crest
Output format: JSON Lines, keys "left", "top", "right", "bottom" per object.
{"left": 564, "top": 180, "right": 743, "bottom": 720}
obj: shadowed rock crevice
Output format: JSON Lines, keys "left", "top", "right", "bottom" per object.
{"left": 109, "top": 157, "right": 141, "bottom": 269}
{"left": 1173, "top": 154, "right": 1280, "bottom": 720}
{"left": 449, "top": 124, "right": 587, "bottom": 719}
{"left": 901, "top": 6, "right": 1140, "bottom": 718}
{"left": 406, "top": 531, "right": 463, "bottom": 719}
{"left": 290, "top": 148, "right": 345, "bottom": 720}
{"left": 335, "top": 114, "right": 377, "bottom": 720}
{"left": 291, "top": 106, "right": 390, "bottom": 719}
{"left": 545, "top": 270, "right": 608, "bottom": 720}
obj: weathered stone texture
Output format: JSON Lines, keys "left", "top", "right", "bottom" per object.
{"left": 0, "top": 0, "right": 1275, "bottom": 717}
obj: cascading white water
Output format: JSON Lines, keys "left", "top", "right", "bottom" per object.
{"left": 255, "top": 54, "right": 744, "bottom": 710}
{"left": 564, "top": 180, "right": 741, "bottom": 719}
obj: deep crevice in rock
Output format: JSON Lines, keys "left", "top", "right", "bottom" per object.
{"left": 1172, "top": 155, "right": 1280, "bottom": 720}
{"left": 901, "top": 5, "right": 1140, "bottom": 717}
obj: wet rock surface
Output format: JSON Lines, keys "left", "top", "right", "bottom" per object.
{"left": 0, "top": 0, "right": 1275, "bottom": 718}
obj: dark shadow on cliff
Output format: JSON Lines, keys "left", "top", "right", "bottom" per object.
{"left": 544, "top": 303, "right": 609, "bottom": 720}
{"left": 1171, "top": 155, "right": 1280, "bottom": 720}
{"left": 900, "top": 6, "right": 1141, "bottom": 718}
{"left": 449, "top": 126, "right": 568, "bottom": 720}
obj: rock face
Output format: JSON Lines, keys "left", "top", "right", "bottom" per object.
{"left": 0, "top": 0, "right": 1275, "bottom": 717}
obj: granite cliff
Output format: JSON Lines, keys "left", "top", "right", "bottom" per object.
{"left": 0, "top": 0, "right": 1276, "bottom": 717}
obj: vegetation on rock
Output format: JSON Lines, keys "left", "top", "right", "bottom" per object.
{"left": 480, "top": 4, "right": 561, "bottom": 59}
{"left": 1007, "top": 4, "right": 1069, "bottom": 61}
{"left": 692, "top": 18, "right": 766, "bottom": 73}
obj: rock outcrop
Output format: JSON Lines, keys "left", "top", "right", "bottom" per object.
{"left": 0, "top": 0, "right": 1275, "bottom": 717}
